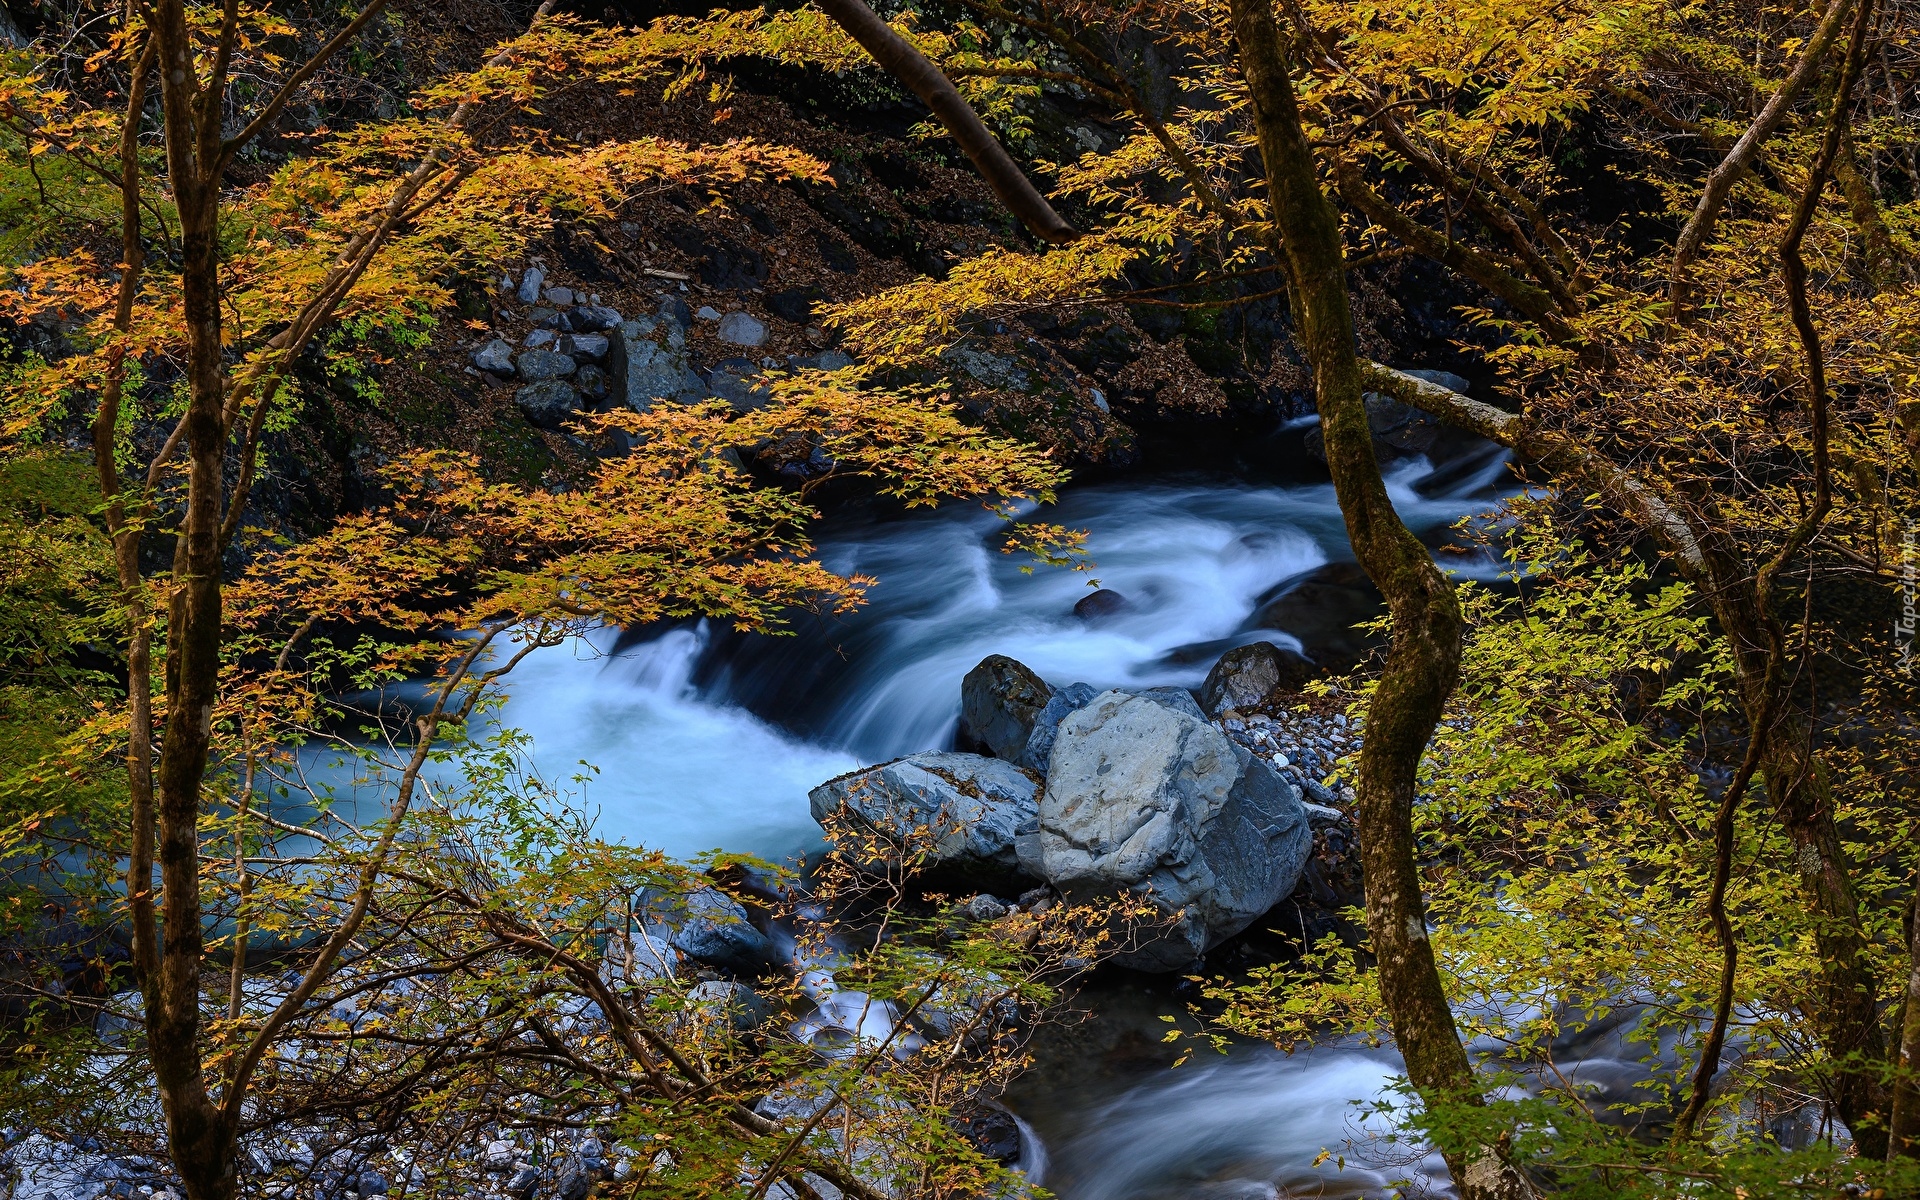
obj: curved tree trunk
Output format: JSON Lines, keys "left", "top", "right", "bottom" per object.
{"left": 1364, "top": 367, "right": 1893, "bottom": 1154}
{"left": 1225, "top": 2, "right": 1530, "bottom": 1197}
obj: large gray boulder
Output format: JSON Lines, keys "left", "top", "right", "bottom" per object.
{"left": 472, "top": 338, "right": 515, "bottom": 375}
{"left": 809, "top": 752, "right": 1039, "bottom": 887}
{"left": 514, "top": 380, "right": 580, "bottom": 429}
{"left": 683, "top": 980, "right": 771, "bottom": 1032}
{"left": 717, "top": 310, "right": 768, "bottom": 347}
{"left": 1131, "top": 686, "right": 1207, "bottom": 721}
{"left": 1199, "top": 641, "right": 1315, "bottom": 716}
{"left": 568, "top": 304, "right": 623, "bottom": 333}
{"left": 706, "top": 357, "right": 773, "bottom": 412}
{"left": 516, "top": 349, "right": 576, "bottom": 381}
{"left": 1017, "top": 690, "right": 1310, "bottom": 971}
{"left": 602, "top": 931, "right": 679, "bottom": 988}
{"left": 958, "top": 655, "right": 1052, "bottom": 761}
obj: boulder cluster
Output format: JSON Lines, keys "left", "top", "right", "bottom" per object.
{"left": 809, "top": 648, "right": 1361, "bottom": 973}
{"left": 468, "top": 265, "right": 852, "bottom": 432}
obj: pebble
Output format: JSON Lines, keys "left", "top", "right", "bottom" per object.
{"left": 516, "top": 267, "right": 544, "bottom": 304}
{"left": 695, "top": 305, "right": 722, "bottom": 321}
{"left": 545, "top": 287, "right": 574, "bottom": 307}
{"left": 1211, "top": 704, "right": 1373, "bottom": 799}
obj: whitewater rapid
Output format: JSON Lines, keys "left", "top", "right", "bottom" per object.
{"left": 493, "top": 449, "right": 1515, "bottom": 861}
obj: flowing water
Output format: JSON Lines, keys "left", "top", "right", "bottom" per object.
{"left": 496, "top": 437, "right": 1518, "bottom": 860}
{"left": 485, "top": 427, "right": 1524, "bottom": 1198}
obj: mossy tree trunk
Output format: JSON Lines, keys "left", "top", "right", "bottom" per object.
{"left": 1225, "top": 2, "right": 1531, "bottom": 1196}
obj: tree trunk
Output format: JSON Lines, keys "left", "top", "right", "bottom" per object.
{"left": 809, "top": 0, "right": 1077, "bottom": 244}
{"left": 1890, "top": 899, "right": 1920, "bottom": 1162}
{"left": 147, "top": 5, "right": 238, "bottom": 1198}
{"left": 1225, "top": 2, "right": 1530, "bottom": 1196}
{"left": 1833, "top": 129, "right": 1901, "bottom": 294}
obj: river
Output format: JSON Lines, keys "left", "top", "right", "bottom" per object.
{"left": 486, "top": 421, "right": 1521, "bottom": 1198}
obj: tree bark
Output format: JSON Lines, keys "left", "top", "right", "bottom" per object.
{"left": 1833, "top": 129, "right": 1901, "bottom": 294}
{"left": 1226, "top": 3, "right": 1530, "bottom": 1197}
{"left": 1891, "top": 899, "right": 1920, "bottom": 1162}
{"left": 1362, "top": 366, "right": 1892, "bottom": 1154}
{"left": 810, "top": 0, "right": 1077, "bottom": 244}
{"left": 146, "top": 5, "right": 235, "bottom": 1199}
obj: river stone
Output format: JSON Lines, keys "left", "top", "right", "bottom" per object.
{"left": 958, "top": 654, "right": 1053, "bottom": 761}
{"left": 1200, "top": 641, "right": 1315, "bottom": 716}
{"left": 516, "top": 348, "right": 576, "bottom": 381}
{"left": 472, "top": 338, "right": 515, "bottom": 375}
{"left": 514, "top": 380, "right": 579, "bottom": 429}
{"left": 658, "top": 295, "right": 693, "bottom": 329}
{"left": 809, "top": 752, "right": 1039, "bottom": 887}
{"left": 659, "top": 888, "right": 781, "bottom": 974}
{"left": 1073, "top": 588, "right": 1132, "bottom": 622}
{"left": 562, "top": 332, "right": 609, "bottom": 362}
{"left": 574, "top": 363, "right": 611, "bottom": 401}
{"left": 684, "top": 980, "right": 770, "bottom": 1031}
{"left": 942, "top": 345, "right": 1029, "bottom": 391}
{"left": 1365, "top": 393, "right": 1441, "bottom": 454}
{"left": 718, "top": 310, "right": 768, "bottom": 347}
{"left": 1017, "top": 689, "right": 1310, "bottom": 971}
{"left": 516, "top": 266, "right": 544, "bottom": 304}
{"left": 1403, "top": 367, "right": 1470, "bottom": 394}
{"left": 812, "top": 349, "right": 855, "bottom": 371}
{"left": 1132, "top": 686, "right": 1207, "bottom": 721}
{"left": 1246, "top": 562, "right": 1386, "bottom": 673}
{"left": 706, "top": 357, "right": 773, "bottom": 411}
{"left": 756, "top": 1083, "right": 911, "bottom": 1196}
{"left": 603, "top": 932, "right": 679, "bottom": 986}
{"left": 1304, "top": 387, "right": 1444, "bottom": 462}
